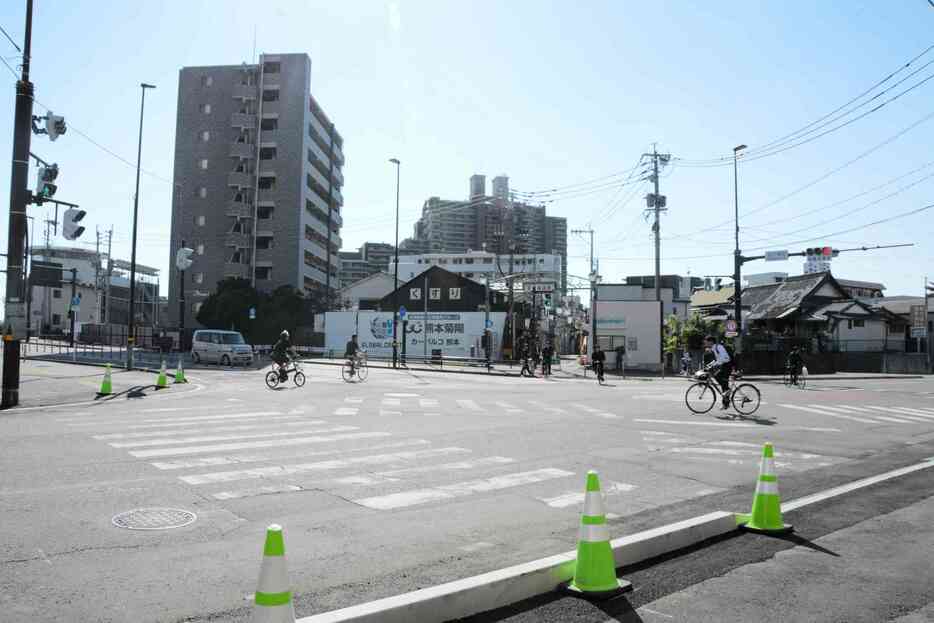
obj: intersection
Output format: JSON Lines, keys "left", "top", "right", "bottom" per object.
{"left": 1, "top": 361, "right": 933, "bottom": 621}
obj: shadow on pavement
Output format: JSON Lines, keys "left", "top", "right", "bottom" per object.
{"left": 773, "top": 532, "right": 841, "bottom": 557}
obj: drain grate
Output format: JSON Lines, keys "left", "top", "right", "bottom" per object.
{"left": 112, "top": 507, "right": 197, "bottom": 530}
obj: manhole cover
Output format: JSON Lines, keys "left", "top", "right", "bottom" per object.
{"left": 112, "top": 508, "right": 197, "bottom": 530}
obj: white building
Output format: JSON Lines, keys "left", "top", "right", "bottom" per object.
{"left": 389, "top": 251, "right": 563, "bottom": 289}
{"left": 336, "top": 272, "right": 399, "bottom": 310}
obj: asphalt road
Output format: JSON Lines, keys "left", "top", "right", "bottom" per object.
{"left": 1, "top": 361, "right": 933, "bottom": 622}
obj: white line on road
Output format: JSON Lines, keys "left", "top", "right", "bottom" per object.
{"left": 778, "top": 404, "right": 876, "bottom": 424}
{"left": 334, "top": 457, "right": 516, "bottom": 485}
{"left": 67, "top": 411, "right": 284, "bottom": 427}
{"left": 180, "top": 447, "right": 471, "bottom": 485}
{"left": 344, "top": 397, "right": 364, "bottom": 404}
{"left": 87, "top": 415, "right": 302, "bottom": 431}
{"left": 129, "top": 431, "right": 392, "bottom": 458}
{"left": 494, "top": 401, "right": 522, "bottom": 413}
{"left": 213, "top": 484, "right": 302, "bottom": 500}
{"left": 333, "top": 407, "right": 359, "bottom": 416}
{"left": 670, "top": 447, "right": 821, "bottom": 459}
{"left": 633, "top": 418, "right": 840, "bottom": 432}
{"left": 537, "top": 481, "right": 637, "bottom": 508}
{"left": 381, "top": 398, "right": 401, "bottom": 406}
{"left": 149, "top": 438, "right": 431, "bottom": 470}
{"left": 456, "top": 399, "right": 481, "bottom": 411}
{"left": 385, "top": 393, "right": 419, "bottom": 398}
{"left": 93, "top": 420, "right": 326, "bottom": 440}
{"left": 867, "top": 406, "right": 934, "bottom": 420}
{"left": 354, "top": 468, "right": 575, "bottom": 510}
{"left": 882, "top": 407, "right": 934, "bottom": 419}
{"left": 420, "top": 399, "right": 440, "bottom": 408}
{"left": 379, "top": 410, "right": 402, "bottom": 416}
{"left": 109, "top": 425, "right": 358, "bottom": 448}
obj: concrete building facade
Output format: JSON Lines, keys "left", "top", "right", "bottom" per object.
{"left": 337, "top": 242, "right": 395, "bottom": 290}
{"left": 168, "top": 52, "right": 344, "bottom": 328}
{"left": 390, "top": 251, "right": 563, "bottom": 288}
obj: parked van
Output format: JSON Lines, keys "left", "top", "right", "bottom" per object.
{"left": 191, "top": 329, "right": 254, "bottom": 366}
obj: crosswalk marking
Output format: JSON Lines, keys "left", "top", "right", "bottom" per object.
{"left": 344, "top": 397, "right": 364, "bottom": 404}
{"left": 457, "top": 399, "right": 481, "bottom": 411}
{"left": 88, "top": 415, "right": 302, "bottom": 431}
{"left": 874, "top": 406, "right": 934, "bottom": 420}
{"left": 128, "top": 431, "right": 392, "bottom": 458}
{"left": 381, "top": 398, "right": 401, "bottom": 407}
{"left": 859, "top": 406, "right": 916, "bottom": 423}
{"left": 68, "top": 411, "right": 284, "bottom": 427}
{"left": 634, "top": 418, "right": 839, "bottom": 431}
{"left": 333, "top": 407, "right": 358, "bottom": 416}
{"left": 179, "top": 447, "right": 472, "bottom": 485}
{"left": 108, "top": 425, "right": 358, "bottom": 449}
{"left": 333, "top": 457, "right": 515, "bottom": 486}
{"left": 379, "top": 410, "right": 402, "bottom": 416}
{"left": 494, "top": 401, "right": 522, "bottom": 413}
{"left": 419, "top": 399, "right": 440, "bottom": 409}
{"left": 670, "top": 446, "right": 820, "bottom": 459}
{"left": 354, "top": 468, "right": 575, "bottom": 510}
{"left": 149, "top": 439, "right": 431, "bottom": 470}
{"left": 93, "top": 420, "right": 326, "bottom": 440}
{"left": 537, "top": 481, "right": 636, "bottom": 508}
{"left": 213, "top": 484, "right": 302, "bottom": 500}
{"left": 780, "top": 404, "right": 875, "bottom": 423}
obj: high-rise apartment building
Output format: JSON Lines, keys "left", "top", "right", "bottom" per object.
{"left": 168, "top": 53, "right": 344, "bottom": 328}
{"left": 337, "top": 242, "right": 395, "bottom": 289}
{"left": 400, "top": 174, "right": 568, "bottom": 291}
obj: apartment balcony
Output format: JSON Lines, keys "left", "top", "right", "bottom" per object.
{"left": 306, "top": 187, "right": 330, "bottom": 215}
{"left": 330, "top": 208, "right": 343, "bottom": 229}
{"left": 224, "top": 263, "right": 250, "bottom": 279}
{"left": 261, "top": 100, "right": 280, "bottom": 115}
{"left": 227, "top": 171, "right": 253, "bottom": 188}
{"left": 229, "top": 142, "right": 255, "bottom": 158}
{"left": 226, "top": 202, "right": 254, "bottom": 219}
{"left": 307, "top": 140, "right": 344, "bottom": 186}
{"left": 307, "top": 163, "right": 330, "bottom": 192}
{"left": 231, "top": 84, "right": 257, "bottom": 100}
{"left": 230, "top": 113, "right": 256, "bottom": 129}
{"left": 225, "top": 232, "right": 251, "bottom": 248}
{"left": 332, "top": 186, "right": 343, "bottom": 207}
{"left": 302, "top": 265, "right": 328, "bottom": 286}
{"left": 261, "top": 72, "right": 280, "bottom": 88}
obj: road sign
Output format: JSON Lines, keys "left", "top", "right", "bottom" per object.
{"left": 910, "top": 305, "right": 926, "bottom": 329}
{"left": 911, "top": 327, "right": 928, "bottom": 338}
{"left": 725, "top": 318, "right": 738, "bottom": 337}
{"left": 248, "top": 307, "right": 256, "bottom": 320}
{"left": 529, "top": 283, "right": 555, "bottom": 293}
{"left": 398, "top": 306, "right": 407, "bottom": 320}
{"left": 485, "top": 319, "right": 493, "bottom": 329}
{"left": 764, "top": 250, "right": 788, "bottom": 262}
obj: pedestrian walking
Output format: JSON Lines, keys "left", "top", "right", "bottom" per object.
{"left": 542, "top": 342, "right": 553, "bottom": 376}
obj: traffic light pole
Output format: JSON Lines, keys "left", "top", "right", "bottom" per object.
{"left": 2, "top": 0, "right": 34, "bottom": 409}
{"left": 68, "top": 268, "right": 77, "bottom": 347}
{"left": 178, "top": 239, "right": 186, "bottom": 348}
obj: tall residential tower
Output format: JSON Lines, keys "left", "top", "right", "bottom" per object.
{"left": 168, "top": 53, "right": 344, "bottom": 328}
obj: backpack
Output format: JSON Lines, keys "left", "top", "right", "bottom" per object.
{"left": 724, "top": 343, "right": 738, "bottom": 366}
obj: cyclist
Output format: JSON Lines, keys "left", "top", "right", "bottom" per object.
{"left": 592, "top": 345, "right": 606, "bottom": 383}
{"left": 703, "top": 335, "right": 733, "bottom": 409}
{"left": 345, "top": 334, "right": 361, "bottom": 373}
{"left": 271, "top": 330, "right": 295, "bottom": 381}
{"left": 786, "top": 346, "right": 803, "bottom": 386}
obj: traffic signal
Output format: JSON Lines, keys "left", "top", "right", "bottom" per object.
{"left": 175, "top": 247, "right": 194, "bottom": 270}
{"left": 714, "top": 277, "right": 723, "bottom": 290}
{"left": 62, "top": 208, "right": 86, "bottom": 240}
{"left": 37, "top": 164, "right": 58, "bottom": 199}
{"left": 46, "top": 113, "right": 66, "bottom": 141}
{"left": 704, "top": 278, "right": 712, "bottom": 291}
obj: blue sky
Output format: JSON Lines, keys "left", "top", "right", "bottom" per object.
{"left": 1, "top": 0, "right": 932, "bottom": 303}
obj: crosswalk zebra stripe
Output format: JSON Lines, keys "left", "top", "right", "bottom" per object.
{"left": 334, "top": 456, "right": 516, "bottom": 485}
{"left": 494, "top": 401, "right": 522, "bottom": 413}
{"left": 780, "top": 404, "right": 876, "bottom": 424}
{"left": 333, "top": 408, "right": 359, "bottom": 416}
{"left": 457, "top": 399, "right": 481, "bottom": 411}
{"left": 381, "top": 398, "right": 401, "bottom": 407}
{"left": 179, "top": 447, "right": 472, "bottom": 485}
{"left": 94, "top": 420, "right": 327, "bottom": 440}
{"left": 68, "top": 412, "right": 285, "bottom": 427}
{"left": 354, "top": 468, "right": 575, "bottom": 510}
{"left": 213, "top": 484, "right": 302, "bottom": 500}
{"left": 80, "top": 415, "right": 302, "bottom": 431}
{"left": 538, "top": 481, "right": 637, "bottom": 508}
{"left": 861, "top": 406, "right": 922, "bottom": 422}
{"left": 149, "top": 438, "right": 431, "bottom": 470}
{"left": 109, "top": 425, "right": 359, "bottom": 448}
{"left": 805, "top": 405, "right": 879, "bottom": 423}
{"left": 872, "top": 415, "right": 914, "bottom": 423}
{"left": 881, "top": 407, "right": 934, "bottom": 419}
{"left": 128, "top": 431, "right": 392, "bottom": 458}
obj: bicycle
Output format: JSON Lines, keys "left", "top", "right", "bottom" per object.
{"left": 341, "top": 354, "right": 368, "bottom": 383}
{"left": 782, "top": 365, "right": 807, "bottom": 389}
{"left": 685, "top": 368, "right": 761, "bottom": 416}
{"left": 265, "top": 358, "right": 306, "bottom": 389}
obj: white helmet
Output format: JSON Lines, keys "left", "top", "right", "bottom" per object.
{"left": 280, "top": 330, "right": 290, "bottom": 339}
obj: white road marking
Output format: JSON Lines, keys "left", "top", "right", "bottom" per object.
{"left": 633, "top": 418, "right": 839, "bottom": 432}
{"left": 874, "top": 415, "right": 913, "bottom": 424}
{"left": 93, "top": 420, "right": 326, "bottom": 440}
{"left": 129, "top": 431, "right": 392, "bottom": 458}
{"left": 494, "top": 401, "right": 522, "bottom": 413}
{"left": 150, "top": 438, "right": 431, "bottom": 470}
{"left": 333, "top": 457, "right": 515, "bottom": 485}
{"left": 179, "top": 447, "right": 472, "bottom": 485}
{"left": 88, "top": 415, "right": 302, "bottom": 431}
{"left": 779, "top": 404, "right": 876, "bottom": 424}
{"left": 213, "top": 484, "right": 303, "bottom": 500}
{"left": 385, "top": 393, "right": 419, "bottom": 398}
{"left": 877, "top": 406, "right": 934, "bottom": 420}
{"left": 381, "top": 398, "right": 401, "bottom": 407}
{"left": 570, "top": 403, "right": 601, "bottom": 413}
{"left": 456, "top": 399, "right": 481, "bottom": 411}
{"left": 333, "top": 407, "right": 359, "bottom": 416}
{"left": 537, "top": 481, "right": 637, "bottom": 508}
{"left": 109, "top": 425, "right": 358, "bottom": 448}
{"left": 670, "top": 447, "right": 821, "bottom": 459}
{"left": 379, "top": 410, "right": 402, "bottom": 416}
{"left": 459, "top": 541, "right": 495, "bottom": 553}
{"left": 68, "top": 411, "right": 284, "bottom": 427}
{"left": 344, "top": 397, "right": 364, "bottom": 404}
{"left": 863, "top": 406, "right": 923, "bottom": 422}
{"left": 354, "top": 468, "right": 575, "bottom": 510}
{"left": 644, "top": 437, "right": 691, "bottom": 444}
{"left": 419, "top": 399, "right": 440, "bottom": 408}
{"left": 639, "top": 431, "right": 675, "bottom": 436}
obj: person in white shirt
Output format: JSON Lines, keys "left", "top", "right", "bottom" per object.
{"left": 704, "top": 335, "right": 733, "bottom": 409}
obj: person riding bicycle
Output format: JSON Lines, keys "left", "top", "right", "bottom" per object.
{"left": 345, "top": 334, "right": 361, "bottom": 370}
{"left": 592, "top": 345, "right": 606, "bottom": 383}
{"left": 703, "top": 335, "right": 733, "bottom": 409}
{"left": 272, "top": 330, "right": 296, "bottom": 381}
{"left": 786, "top": 346, "right": 803, "bottom": 385}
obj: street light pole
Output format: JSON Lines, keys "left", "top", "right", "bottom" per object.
{"left": 732, "top": 144, "right": 747, "bottom": 355}
{"left": 127, "top": 82, "right": 155, "bottom": 369}
{"left": 389, "top": 158, "right": 400, "bottom": 368}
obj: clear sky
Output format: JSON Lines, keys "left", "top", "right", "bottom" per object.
{"left": 1, "top": 0, "right": 932, "bottom": 305}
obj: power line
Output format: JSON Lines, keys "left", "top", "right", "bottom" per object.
{"left": 0, "top": 24, "right": 21, "bottom": 53}
{"left": 511, "top": 160, "right": 647, "bottom": 197}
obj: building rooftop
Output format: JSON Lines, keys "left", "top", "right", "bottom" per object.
{"left": 690, "top": 286, "right": 735, "bottom": 308}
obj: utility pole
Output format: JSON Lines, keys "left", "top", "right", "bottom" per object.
{"left": 571, "top": 227, "right": 595, "bottom": 355}
{"left": 732, "top": 144, "right": 747, "bottom": 355}
{"left": 2, "top": 0, "right": 35, "bottom": 408}
{"left": 643, "top": 147, "right": 670, "bottom": 374}
{"left": 104, "top": 227, "right": 113, "bottom": 326}
{"left": 94, "top": 228, "right": 101, "bottom": 323}
{"left": 68, "top": 267, "right": 77, "bottom": 347}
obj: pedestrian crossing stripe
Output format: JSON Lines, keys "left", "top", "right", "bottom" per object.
{"left": 109, "top": 425, "right": 358, "bottom": 449}
{"left": 128, "top": 431, "right": 392, "bottom": 458}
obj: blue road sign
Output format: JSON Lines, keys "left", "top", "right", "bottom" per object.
{"left": 399, "top": 306, "right": 407, "bottom": 320}
{"left": 248, "top": 307, "right": 256, "bottom": 320}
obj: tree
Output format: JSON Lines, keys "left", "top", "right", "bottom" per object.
{"left": 681, "top": 312, "right": 724, "bottom": 351}
{"left": 196, "top": 278, "right": 260, "bottom": 338}
{"left": 255, "top": 285, "right": 307, "bottom": 344}
{"left": 663, "top": 313, "right": 682, "bottom": 354}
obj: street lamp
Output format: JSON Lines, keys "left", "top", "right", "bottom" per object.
{"left": 127, "top": 82, "right": 156, "bottom": 369}
{"left": 589, "top": 271, "right": 601, "bottom": 357}
{"left": 389, "top": 158, "right": 401, "bottom": 368}
{"left": 732, "top": 144, "right": 747, "bottom": 354}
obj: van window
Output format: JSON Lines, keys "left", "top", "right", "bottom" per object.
{"left": 212, "top": 334, "right": 223, "bottom": 344}
{"left": 221, "top": 333, "right": 246, "bottom": 345}
{"left": 195, "top": 332, "right": 210, "bottom": 343}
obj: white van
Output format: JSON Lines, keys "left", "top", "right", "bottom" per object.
{"left": 191, "top": 330, "right": 254, "bottom": 366}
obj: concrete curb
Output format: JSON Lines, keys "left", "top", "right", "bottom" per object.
{"left": 296, "top": 511, "right": 736, "bottom": 623}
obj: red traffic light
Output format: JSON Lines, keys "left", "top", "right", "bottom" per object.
{"left": 822, "top": 246, "right": 833, "bottom": 257}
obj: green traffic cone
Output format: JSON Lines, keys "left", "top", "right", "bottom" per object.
{"left": 737, "top": 443, "right": 793, "bottom": 534}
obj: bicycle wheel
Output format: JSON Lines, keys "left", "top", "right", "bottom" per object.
{"left": 293, "top": 371, "right": 306, "bottom": 387}
{"left": 732, "top": 383, "right": 761, "bottom": 416}
{"left": 356, "top": 363, "right": 368, "bottom": 381}
{"left": 341, "top": 363, "right": 354, "bottom": 383}
{"left": 685, "top": 382, "right": 716, "bottom": 414}
{"left": 798, "top": 370, "right": 807, "bottom": 389}
{"left": 782, "top": 371, "right": 790, "bottom": 386}
{"left": 265, "top": 371, "right": 280, "bottom": 389}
